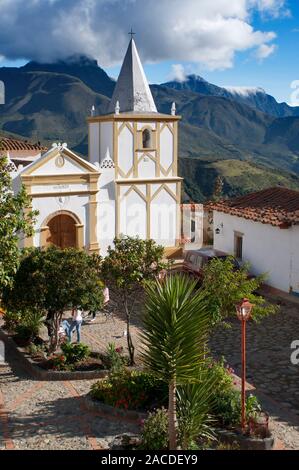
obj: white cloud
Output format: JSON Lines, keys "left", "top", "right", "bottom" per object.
{"left": 249, "top": 0, "right": 290, "bottom": 18}
{"left": 255, "top": 43, "right": 277, "bottom": 60}
{"left": 0, "top": 0, "right": 285, "bottom": 70}
{"left": 224, "top": 86, "right": 265, "bottom": 96}
{"left": 169, "top": 64, "right": 187, "bottom": 82}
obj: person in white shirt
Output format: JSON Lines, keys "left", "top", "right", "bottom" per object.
{"left": 68, "top": 308, "right": 83, "bottom": 343}
{"left": 89, "top": 286, "right": 110, "bottom": 323}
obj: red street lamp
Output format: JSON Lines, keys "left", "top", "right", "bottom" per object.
{"left": 236, "top": 298, "right": 254, "bottom": 433}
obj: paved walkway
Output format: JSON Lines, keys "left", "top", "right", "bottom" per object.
{"left": 0, "top": 350, "right": 139, "bottom": 450}
{"left": 209, "top": 294, "right": 299, "bottom": 449}
{"left": 1, "top": 293, "right": 299, "bottom": 450}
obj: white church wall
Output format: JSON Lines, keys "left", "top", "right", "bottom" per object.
{"left": 160, "top": 126, "right": 174, "bottom": 174}
{"left": 89, "top": 122, "right": 100, "bottom": 164}
{"left": 119, "top": 188, "right": 147, "bottom": 240}
{"left": 137, "top": 154, "right": 156, "bottom": 178}
{"left": 98, "top": 168, "right": 116, "bottom": 257}
{"left": 213, "top": 211, "right": 293, "bottom": 293}
{"left": 118, "top": 125, "right": 134, "bottom": 175}
{"left": 31, "top": 183, "right": 89, "bottom": 195}
{"left": 100, "top": 122, "right": 113, "bottom": 163}
{"left": 33, "top": 154, "right": 88, "bottom": 175}
{"left": 151, "top": 188, "right": 177, "bottom": 247}
{"left": 137, "top": 122, "right": 156, "bottom": 131}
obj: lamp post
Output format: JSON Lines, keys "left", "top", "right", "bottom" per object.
{"left": 236, "top": 298, "right": 253, "bottom": 433}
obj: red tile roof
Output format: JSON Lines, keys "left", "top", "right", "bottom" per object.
{"left": 207, "top": 187, "right": 299, "bottom": 228}
{"left": 0, "top": 136, "right": 47, "bottom": 152}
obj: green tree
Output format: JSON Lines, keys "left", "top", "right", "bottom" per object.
{"left": 2, "top": 247, "right": 104, "bottom": 350}
{"left": 102, "top": 236, "right": 166, "bottom": 366}
{"left": 201, "top": 257, "right": 278, "bottom": 325}
{"left": 141, "top": 274, "right": 212, "bottom": 450}
{"left": 0, "top": 152, "right": 37, "bottom": 296}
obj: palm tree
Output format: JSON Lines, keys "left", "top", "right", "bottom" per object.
{"left": 141, "top": 274, "right": 212, "bottom": 450}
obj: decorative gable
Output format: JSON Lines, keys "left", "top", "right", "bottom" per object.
{"left": 21, "top": 143, "right": 99, "bottom": 177}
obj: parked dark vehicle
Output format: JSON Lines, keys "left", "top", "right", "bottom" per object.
{"left": 179, "top": 248, "right": 240, "bottom": 282}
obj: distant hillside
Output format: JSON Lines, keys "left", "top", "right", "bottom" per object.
{"left": 22, "top": 55, "right": 115, "bottom": 98}
{"left": 163, "top": 74, "right": 299, "bottom": 118}
{"left": 0, "top": 57, "right": 298, "bottom": 202}
{"left": 0, "top": 67, "right": 109, "bottom": 148}
{"left": 180, "top": 158, "right": 299, "bottom": 202}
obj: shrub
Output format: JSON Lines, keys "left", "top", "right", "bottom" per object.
{"left": 91, "top": 370, "right": 167, "bottom": 411}
{"left": 61, "top": 342, "right": 90, "bottom": 364}
{"left": 214, "top": 387, "right": 242, "bottom": 426}
{"left": 26, "top": 343, "right": 46, "bottom": 358}
{"left": 177, "top": 369, "right": 216, "bottom": 450}
{"left": 3, "top": 310, "right": 22, "bottom": 331}
{"left": 205, "top": 358, "right": 262, "bottom": 428}
{"left": 52, "top": 354, "right": 69, "bottom": 371}
{"left": 104, "top": 342, "right": 128, "bottom": 372}
{"left": 49, "top": 343, "right": 91, "bottom": 371}
{"left": 139, "top": 408, "right": 169, "bottom": 450}
{"left": 14, "top": 309, "right": 44, "bottom": 343}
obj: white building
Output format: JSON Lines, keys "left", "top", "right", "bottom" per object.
{"left": 209, "top": 187, "right": 299, "bottom": 295}
{"left": 12, "top": 38, "right": 182, "bottom": 256}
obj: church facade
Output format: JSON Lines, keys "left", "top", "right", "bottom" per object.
{"left": 12, "top": 39, "right": 182, "bottom": 256}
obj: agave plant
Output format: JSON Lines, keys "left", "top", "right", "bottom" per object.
{"left": 177, "top": 368, "right": 217, "bottom": 449}
{"left": 141, "top": 274, "right": 213, "bottom": 450}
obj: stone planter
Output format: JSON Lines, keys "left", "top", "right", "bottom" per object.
{"left": 216, "top": 428, "right": 275, "bottom": 450}
{"left": 0, "top": 327, "right": 109, "bottom": 381}
{"left": 85, "top": 395, "right": 148, "bottom": 422}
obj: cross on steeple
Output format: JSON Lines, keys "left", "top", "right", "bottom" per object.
{"left": 128, "top": 28, "right": 135, "bottom": 40}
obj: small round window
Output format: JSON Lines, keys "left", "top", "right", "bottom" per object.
{"left": 142, "top": 128, "right": 152, "bottom": 149}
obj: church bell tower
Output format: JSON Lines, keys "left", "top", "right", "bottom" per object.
{"left": 88, "top": 37, "right": 182, "bottom": 255}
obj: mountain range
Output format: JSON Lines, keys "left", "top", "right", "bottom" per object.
{"left": 0, "top": 55, "right": 298, "bottom": 202}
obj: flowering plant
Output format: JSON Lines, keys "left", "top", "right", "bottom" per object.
{"left": 90, "top": 370, "right": 167, "bottom": 411}
{"left": 51, "top": 354, "right": 69, "bottom": 371}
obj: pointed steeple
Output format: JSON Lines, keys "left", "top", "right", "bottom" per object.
{"left": 108, "top": 38, "right": 157, "bottom": 114}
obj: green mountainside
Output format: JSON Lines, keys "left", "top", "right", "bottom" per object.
{"left": 0, "top": 58, "right": 298, "bottom": 202}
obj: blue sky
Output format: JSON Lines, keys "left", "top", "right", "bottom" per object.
{"left": 0, "top": 0, "right": 298, "bottom": 104}
{"left": 106, "top": 1, "right": 299, "bottom": 104}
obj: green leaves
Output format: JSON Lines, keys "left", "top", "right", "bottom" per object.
{"left": 102, "top": 235, "right": 166, "bottom": 290}
{"left": 0, "top": 152, "right": 37, "bottom": 295}
{"left": 177, "top": 370, "right": 216, "bottom": 449}
{"left": 141, "top": 274, "right": 215, "bottom": 449}
{"left": 102, "top": 235, "right": 167, "bottom": 365}
{"left": 2, "top": 246, "right": 104, "bottom": 333}
{"left": 141, "top": 274, "right": 212, "bottom": 383}
{"left": 201, "top": 257, "right": 278, "bottom": 324}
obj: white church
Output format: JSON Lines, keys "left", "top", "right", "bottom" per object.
{"left": 12, "top": 39, "right": 183, "bottom": 257}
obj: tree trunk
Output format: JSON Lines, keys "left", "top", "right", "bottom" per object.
{"left": 50, "top": 310, "right": 63, "bottom": 352}
{"left": 168, "top": 378, "right": 178, "bottom": 450}
{"left": 124, "top": 296, "right": 135, "bottom": 365}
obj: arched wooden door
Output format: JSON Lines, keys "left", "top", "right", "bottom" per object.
{"left": 47, "top": 214, "right": 76, "bottom": 249}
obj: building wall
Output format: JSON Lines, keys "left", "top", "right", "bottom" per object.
{"left": 213, "top": 211, "right": 299, "bottom": 294}
{"left": 98, "top": 167, "right": 116, "bottom": 257}
{"left": 99, "top": 122, "right": 113, "bottom": 163}
{"left": 118, "top": 182, "right": 180, "bottom": 247}
{"left": 89, "top": 122, "right": 100, "bottom": 165}
{"left": 87, "top": 116, "right": 180, "bottom": 249}
{"left": 33, "top": 154, "right": 86, "bottom": 175}
{"left": 290, "top": 226, "right": 299, "bottom": 294}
